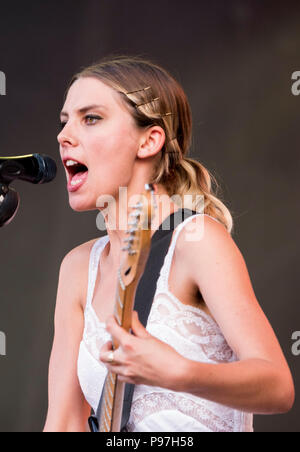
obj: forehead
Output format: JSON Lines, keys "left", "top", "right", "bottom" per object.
{"left": 62, "top": 77, "right": 123, "bottom": 113}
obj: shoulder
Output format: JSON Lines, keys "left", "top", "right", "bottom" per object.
{"left": 61, "top": 237, "right": 101, "bottom": 274}
{"left": 59, "top": 236, "right": 106, "bottom": 309}
{"left": 175, "top": 214, "right": 241, "bottom": 275}
{"left": 176, "top": 214, "right": 231, "bottom": 251}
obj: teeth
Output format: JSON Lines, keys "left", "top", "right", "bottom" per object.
{"left": 71, "top": 179, "right": 83, "bottom": 186}
{"left": 66, "top": 160, "right": 80, "bottom": 167}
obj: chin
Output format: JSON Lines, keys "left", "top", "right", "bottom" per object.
{"left": 68, "top": 197, "right": 96, "bottom": 212}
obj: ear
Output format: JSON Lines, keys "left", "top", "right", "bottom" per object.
{"left": 137, "top": 126, "right": 166, "bottom": 159}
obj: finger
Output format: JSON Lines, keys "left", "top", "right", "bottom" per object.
{"left": 99, "top": 347, "right": 121, "bottom": 366}
{"left": 118, "top": 375, "right": 135, "bottom": 384}
{"left": 131, "top": 311, "right": 150, "bottom": 339}
{"left": 108, "top": 364, "right": 136, "bottom": 384}
{"left": 100, "top": 340, "right": 113, "bottom": 354}
{"left": 105, "top": 315, "right": 131, "bottom": 346}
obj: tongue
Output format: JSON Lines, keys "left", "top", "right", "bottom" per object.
{"left": 72, "top": 170, "right": 88, "bottom": 182}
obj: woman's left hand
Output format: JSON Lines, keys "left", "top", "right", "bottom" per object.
{"left": 99, "top": 311, "right": 187, "bottom": 389}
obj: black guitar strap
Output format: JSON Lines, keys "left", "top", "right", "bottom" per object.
{"left": 88, "top": 208, "right": 198, "bottom": 433}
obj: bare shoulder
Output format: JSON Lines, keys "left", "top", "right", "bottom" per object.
{"left": 175, "top": 214, "right": 232, "bottom": 256}
{"left": 176, "top": 214, "right": 245, "bottom": 291}
{"left": 174, "top": 213, "right": 246, "bottom": 304}
{"left": 62, "top": 237, "right": 100, "bottom": 266}
{"left": 59, "top": 237, "right": 102, "bottom": 311}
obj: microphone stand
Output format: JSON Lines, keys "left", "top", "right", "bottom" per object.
{"left": 0, "top": 182, "right": 20, "bottom": 227}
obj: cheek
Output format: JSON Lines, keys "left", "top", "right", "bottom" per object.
{"left": 87, "top": 147, "right": 135, "bottom": 195}
{"left": 88, "top": 129, "right": 137, "bottom": 180}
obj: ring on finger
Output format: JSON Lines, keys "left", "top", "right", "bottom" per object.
{"left": 107, "top": 351, "right": 115, "bottom": 364}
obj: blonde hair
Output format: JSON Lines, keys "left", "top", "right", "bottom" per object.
{"left": 66, "top": 54, "right": 234, "bottom": 234}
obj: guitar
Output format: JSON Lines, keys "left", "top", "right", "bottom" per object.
{"left": 93, "top": 183, "right": 157, "bottom": 432}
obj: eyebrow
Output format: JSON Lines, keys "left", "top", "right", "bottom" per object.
{"left": 60, "top": 104, "right": 107, "bottom": 118}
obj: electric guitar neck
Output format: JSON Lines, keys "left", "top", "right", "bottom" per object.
{"left": 98, "top": 183, "right": 156, "bottom": 432}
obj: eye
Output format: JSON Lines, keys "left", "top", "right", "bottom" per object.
{"left": 84, "top": 115, "right": 102, "bottom": 125}
{"left": 58, "top": 115, "right": 102, "bottom": 131}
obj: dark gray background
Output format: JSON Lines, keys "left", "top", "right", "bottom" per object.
{"left": 0, "top": 0, "right": 299, "bottom": 432}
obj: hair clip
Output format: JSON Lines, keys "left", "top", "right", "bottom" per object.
{"left": 125, "top": 86, "right": 151, "bottom": 95}
{"left": 136, "top": 97, "right": 160, "bottom": 107}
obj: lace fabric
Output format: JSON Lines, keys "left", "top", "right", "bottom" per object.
{"left": 77, "top": 213, "right": 254, "bottom": 432}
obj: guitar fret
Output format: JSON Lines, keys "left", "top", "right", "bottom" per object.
{"left": 115, "top": 308, "right": 121, "bottom": 325}
{"left": 104, "top": 394, "right": 111, "bottom": 414}
{"left": 105, "top": 392, "right": 112, "bottom": 410}
{"left": 104, "top": 415, "right": 110, "bottom": 432}
{"left": 108, "top": 372, "right": 115, "bottom": 386}
{"left": 117, "top": 291, "right": 123, "bottom": 310}
{"left": 118, "top": 268, "right": 125, "bottom": 290}
{"left": 100, "top": 408, "right": 110, "bottom": 432}
{"left": 107, "top": 380, "right": 113, "bottom": 399}
{"left": 103, "top": 407, "right": 111, "bottom": 432}
{"left": 104, "top": 399, "right": 111, "bottom": 419}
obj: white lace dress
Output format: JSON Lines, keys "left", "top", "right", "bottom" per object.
{"left": 77, "top": 214, "right": 254, "bottom": 432}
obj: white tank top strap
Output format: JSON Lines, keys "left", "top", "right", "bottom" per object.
{"left": 161, "top": 213, "right": 221, "bottom": 287}
{"left": 85, "top": 235, "right": 109, "bottom": 310}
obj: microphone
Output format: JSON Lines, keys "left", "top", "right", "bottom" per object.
{"left": 0, "top": 153, "right": 57, "bottom": 185}
{"left": 0, "top": 154, "right": 57, "bottom": 228}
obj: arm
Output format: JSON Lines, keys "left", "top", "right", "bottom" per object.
{"left": 43, "top": 242, "right": 94, "bottom": 432}
{"left": 175, "top": 215, "right": 295, "bottom": 414}
{"left": 100, "top": 216, "right": 295, "bottom": 415}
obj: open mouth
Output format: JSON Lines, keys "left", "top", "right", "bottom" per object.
{"left": 64, "top": 159, "right": 89, "bottom": 188}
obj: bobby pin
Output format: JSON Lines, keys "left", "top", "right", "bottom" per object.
{"left": 136, "top": 97, "right": 160, "bottom": 107}
{"left": 125, "top": 86, "right": 151, "bottom": 95}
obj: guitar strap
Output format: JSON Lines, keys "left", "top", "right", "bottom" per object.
{"left": 88, "top": 208, "right": 198, "bottom": 433}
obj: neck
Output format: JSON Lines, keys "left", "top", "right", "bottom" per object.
{"left": 100, "top": 183, "right": 179, "bottom": 269}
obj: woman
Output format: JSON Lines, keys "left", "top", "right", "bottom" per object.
{"left": 43, "top": 55, "right": 294, "bottom": 432}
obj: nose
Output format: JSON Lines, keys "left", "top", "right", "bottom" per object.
{"left": 57, "top": 121, "right": 78, "bottom": 147}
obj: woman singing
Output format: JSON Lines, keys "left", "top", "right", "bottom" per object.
{"left": 43, "top": 55, "right": 294, "bottom": 432}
